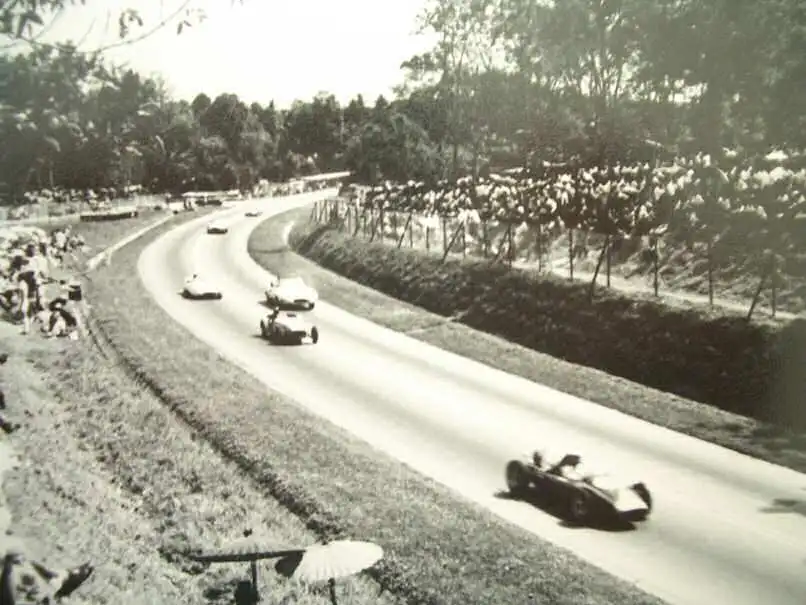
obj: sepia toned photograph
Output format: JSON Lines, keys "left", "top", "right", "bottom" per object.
{"left": 1, "top": 1, "right": 805, "bottom": 604}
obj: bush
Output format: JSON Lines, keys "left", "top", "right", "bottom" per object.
{"left": 291, "top": 224, "right": 804, "bottom": 427}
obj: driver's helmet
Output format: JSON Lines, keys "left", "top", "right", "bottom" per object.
{"left": 532, "top": 450, "right": 544, "bottom": 467}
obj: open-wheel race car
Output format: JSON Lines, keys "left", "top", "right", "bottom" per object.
{"left": 259, "top": 310, "right": 319, "bottom": 345}
{"left": 505, "top": 451, "right": 652, "bottom": 526}
{"left": 181, "top": 274, "right": 223, "bottom": 300}
{"left": 244, "top": 209, "right": 263, "bottom": 217}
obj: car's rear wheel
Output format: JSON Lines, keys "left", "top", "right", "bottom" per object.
{"left": 307, "top": 302, "right": 316, "bottom": 310}
{"left": 567, "top": 493, "right": 591, "bottom": 524}
{"left": 506, "top": 460, "right": 529, "bottom": 495}
{"left": 310, "top": 326, "right": 319, "bottom": 343}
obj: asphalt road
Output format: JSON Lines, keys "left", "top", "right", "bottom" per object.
{"left": 138, "top": 192, "right": 806, "bottom": 605}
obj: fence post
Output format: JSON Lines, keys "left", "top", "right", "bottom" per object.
{"left": 770, "top": 255, "right": 778, "bottom": 318}
{"left": 482, "top": 220, "right": 488, "bottom": 258}
{"left": 652, "top": 236, "right": 660, "bottom": 296}
{"left": 507, "top": 224, "right": 514, "bottom": 266}
{"left": 397, "top": 212, "right": 412, "bottom": 248}
{"left": 536, "top": 223, "right": 543, "bottom": 272}
{"left": 568, "top": 228, "right": 575, "bottom": 280}
{"left": 391, "top": 210, "right": 398, "bottom": 241}
{"left": 706, "top": 238, "right": 714, "bottom": 306}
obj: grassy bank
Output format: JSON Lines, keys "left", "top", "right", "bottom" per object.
{"left": 83, "top": 206, "right": 663, "bottom": 604}
{"left": 2, "top": 209, "right": 369, "bottom": 604}
{"left": 0, "top": 322, "right": 395, "bottom": 604}
{"left": 247, "top": 208, "right": 806, "bottom": 473}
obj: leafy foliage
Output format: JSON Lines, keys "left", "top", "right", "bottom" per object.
{"left": 2, "top": 0, "right": 806, "bottom": 210}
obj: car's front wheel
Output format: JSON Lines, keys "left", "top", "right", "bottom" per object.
{"left": 506, "top": 460, "right": 529, "bottom": 495}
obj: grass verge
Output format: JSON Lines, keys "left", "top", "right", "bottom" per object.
{"left": 1, "top": 210, "right": 393, "bottom": 605}
{"left": 247, "top": 208, "right": 806, "bottom": 474}
{"left": 83, "top": 206, "right": 664, "bottom": 604}
{"left": 0, "top": 327, "right": 396, "bottom": 605}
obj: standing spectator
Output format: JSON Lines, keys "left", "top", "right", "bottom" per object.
{"left": 0, "top": 351, "right": 16, "bottom": 435}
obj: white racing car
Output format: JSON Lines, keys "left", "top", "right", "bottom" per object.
{"left": 265, "top": 276, "right": 318, "bottom": 310}
{"left": 259, "top": 310, "right": 319, "bottom": 345}
{"left": 207, "top": 220, "right": 229, "bottom": 234}
{"left": 244, "top": 209, "right": 263, "bottom": 217}
{"left": 181, "top": 274, "right": 223, "bottom": 300}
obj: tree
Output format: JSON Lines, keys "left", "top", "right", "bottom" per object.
{"left": 1, "top": 1, "right": 228, "bottom": 51}
{"left": 403, "top": 0, "right": 499, "bottom": 178}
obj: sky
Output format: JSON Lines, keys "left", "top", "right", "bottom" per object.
{"left": 14, "top": 0, "right": 436, "bottom": 108}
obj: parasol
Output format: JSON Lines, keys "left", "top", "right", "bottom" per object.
{"left": 185, "top": 529, "right": 303, "bottom": 602}
{"left": 274, "top": 540, "right": 383, "bottom": 605}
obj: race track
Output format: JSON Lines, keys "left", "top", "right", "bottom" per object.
{"left": 137, "top": 193, "right": 806, "bottom": 605}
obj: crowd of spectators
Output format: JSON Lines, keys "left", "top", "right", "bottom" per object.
{"left": 5, "top": 186, "right": 143, "bottom": 221}
{"left": 0, "top": 224, "right": 95, "bottom": 602}
{"left": 0, "top": 224, "right": 86, "bottom": 339}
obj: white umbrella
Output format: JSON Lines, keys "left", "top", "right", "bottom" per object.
{"left": 274, "top": 540, "right": 383, "bottom": 605}
{"left": 187, "top": 535, "right": 302, "bottom": 563}
{"left": 186, "top": 530, "right": 303, "bottom": 602}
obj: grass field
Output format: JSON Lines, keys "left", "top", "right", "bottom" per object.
{"left": 248, "top": 208, "right": 806, "bottom": 474}
{"left": 77, "top": 210, "right": 665, "bottom": 603}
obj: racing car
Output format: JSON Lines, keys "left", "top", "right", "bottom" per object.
{"left": 206, "top": 220, "right": 229, "bottom": 234}
{"left": 259, "top": 310, "right": 319, "bottom": 345}
{"left": 181, "top": 274, "right": 223, "bottom": 300}
{"left": 264, "top": 276, "right": 318, "bottom": 310}
{"left": 505, "top": 451, "right": 652, "bottom": 525}
{"left": 244, "top": 209, "right": 263, "bottom": 217}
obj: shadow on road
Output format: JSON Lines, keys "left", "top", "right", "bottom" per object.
{"left": 493, "top": 489, "right": 636, "bottom": 532}
{"left": 760, "top": 497, "right": 806, "bottom": 517}
{"left": 250, "top": 246, "right": 289, "bottom": 256}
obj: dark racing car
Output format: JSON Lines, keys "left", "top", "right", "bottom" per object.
{"left": 505, "top": 451, "right": 653, "bottom": 525}
{"left": 259, "top": 310, "right": 319, "bottom": 345}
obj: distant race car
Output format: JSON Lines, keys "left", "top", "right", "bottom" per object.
{"left": 259, "top": 311, "right": 319, "bottom": 345}
{"left": 207, "top": 220, "right": 229, "bottom": 234}
{"left": 505, "top": 451, "right": 652, "bottom": 525}
{"left": 244, "top": 209, "right": 263, "bottom": 217}
{"left": 181, "top": 274, "right": 223, "bottom": 300}
{"left": 264, "top": 276, "right": 318, "bottom": 310}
